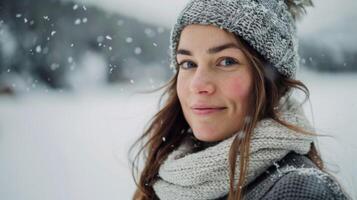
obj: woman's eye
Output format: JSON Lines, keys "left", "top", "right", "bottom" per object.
{"left": 219, "top": 57, "right": 238, "bottom": 67}
{"left": 178, "top": 60, "right": 197, "bottom": 69}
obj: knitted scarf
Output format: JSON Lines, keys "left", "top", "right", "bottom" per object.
{"left": 153, "top": 96, "right": 316, "bottom": 200}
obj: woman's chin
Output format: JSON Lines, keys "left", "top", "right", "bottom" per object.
{"left": 190, "top": 124, "right": 239, "bottom": 142}
{"left": 193, "top": 130, "right": 225, "bottom": 142}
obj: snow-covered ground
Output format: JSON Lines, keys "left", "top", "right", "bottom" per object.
{"left": 0, "top": 82, "right": 161, "bottom": 200}
{"left": 0, "top": 68, "right": 356, "bottom": 200}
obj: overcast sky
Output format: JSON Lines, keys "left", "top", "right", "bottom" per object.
{"left": 76, "top": 0, "right": 357, "bottom": 36}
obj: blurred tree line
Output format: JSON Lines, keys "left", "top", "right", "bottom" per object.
{"left": 299, "top": 18, "right": 357, "bottom": 72}
{"left": 0, "top": 0, "right": 356, "bottom": 94}
{"left": 0, "top": 0, "right": 171, "bottom": 92}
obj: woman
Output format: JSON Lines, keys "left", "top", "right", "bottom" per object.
{"left": 130, "top": 0, "right": 350, "bottom": 199}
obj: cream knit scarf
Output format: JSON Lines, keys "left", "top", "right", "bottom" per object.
{"left": 153, "top": 96, "right": 316, "bottom": 200}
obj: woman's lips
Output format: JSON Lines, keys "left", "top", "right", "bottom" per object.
{"left": 191, "top": 107, "right": 226, "bottom": 115}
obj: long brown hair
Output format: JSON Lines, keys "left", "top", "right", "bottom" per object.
{"left": 129, "top": 32, "right": 324, "bottom": 200}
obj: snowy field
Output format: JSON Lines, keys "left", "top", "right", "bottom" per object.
{"left": 0, "top": 68, "right": 356, "bottom": 200}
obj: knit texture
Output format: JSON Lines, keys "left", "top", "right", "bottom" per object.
{"left": 153, "top": 95, "right": 316, "bottom": 200}
{"left": 170, "top": 0, "right": 300, "bottom": 78}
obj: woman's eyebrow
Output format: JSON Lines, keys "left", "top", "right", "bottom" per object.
{"left": 177, "top": 43, "right": 241, "bottom": 56}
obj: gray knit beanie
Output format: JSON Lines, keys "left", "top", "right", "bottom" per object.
{"left": 170, "top": 0, "right": 313, "bottom": 78}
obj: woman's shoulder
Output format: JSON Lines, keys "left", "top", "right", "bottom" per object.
{"left": 245, "top": 152, "right": 349, "bottom": 200}
{"left": 261, "top": 166, "right": 348, "bottom": 200}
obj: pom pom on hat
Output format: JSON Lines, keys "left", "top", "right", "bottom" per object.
{"left": 284, "top": 0, "right": 314, "bottom": 21}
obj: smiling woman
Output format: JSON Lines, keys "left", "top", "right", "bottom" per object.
{"left": 129, "top": 0, "right": 351, "bottom": 199}
{"left": 176, "top": 25, "right": 254, "bottom": 142}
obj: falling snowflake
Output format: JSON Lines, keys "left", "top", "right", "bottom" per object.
{"left": 50, "top": 63, "right": 60, "bottom": 71}
{"left": 74, "top": 19, "right": 81, "bottom": 25}
{"left": 24, "top": 18, "right": 28, "bottom": 23}
{"left": 134, "top": 47, "right": 142, "bottom": 55}
{"left": 35, "top": 45, "right": 42, "bottom": 53}
{"left": 105, "top": 35, "right": 112, "bottom": 40}
{"left": 51, "top": 31, "right": 56, "bottom": 36}
{"left": 16, "top": 14, "right": 22, "bottom": 18}
{"left": 73, "top": 4, "right": 78, "bottom": 10}
{"left": 67, "top": 57, "right": 73, "bottom": 63}
{"left": 237, "top": 131, "right": 246, "bottom": 140}
{"left": 153, "top": 42, "right": 158, "bottom": 47}
{"left": 301, "top": 58, "right": 306, "bottom": 64}
{"left": 144, "top": 28, "right": 155, "bottom": 37}
{"left": 125, "top": 37, "right": 133, "bottom": 43}
{"left": 82, "top": 18, "right": 88, "bottom": 23}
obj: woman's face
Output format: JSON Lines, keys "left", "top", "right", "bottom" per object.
{"left": 176, "top": 24, "right": 254, "bottom": 142}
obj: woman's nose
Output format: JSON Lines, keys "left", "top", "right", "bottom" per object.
{"left": 189, "top": 66, "right": 215, "bottom": 95}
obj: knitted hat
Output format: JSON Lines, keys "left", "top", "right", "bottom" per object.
{"left": 169, "top": 0, "right": 313, "bottom": 78}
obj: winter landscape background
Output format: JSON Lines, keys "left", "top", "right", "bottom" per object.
{"left": 0, "top": 0, "right": 356, "bottom": 199}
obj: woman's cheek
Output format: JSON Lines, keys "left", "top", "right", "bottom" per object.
{"left": 177, "top": 73, "right": 189, "bottom": 104}
{"left": 225, "top": 76, "right": 252, "bottom": 99}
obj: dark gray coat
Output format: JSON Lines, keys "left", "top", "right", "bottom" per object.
{"left": 219, "top": 152, "right": 350, "bottom": 200}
